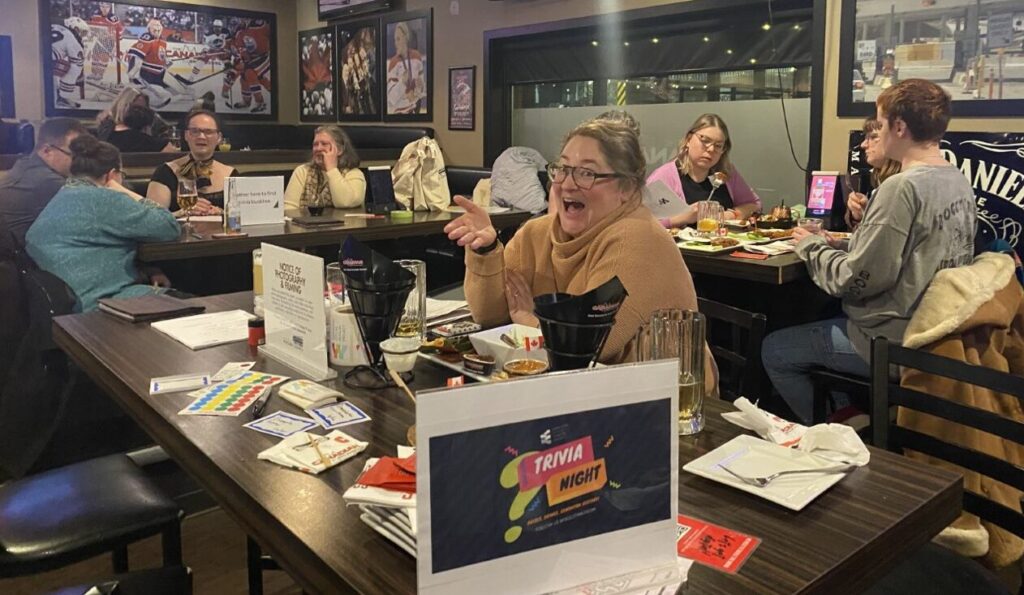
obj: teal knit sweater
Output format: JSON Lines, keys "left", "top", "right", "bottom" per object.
{"left": 26, "top": 179, "right": 181, "bottom": 312}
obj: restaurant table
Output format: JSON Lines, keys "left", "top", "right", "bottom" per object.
{"left": 138, "top": 207, "right": 532, "bottom": 263}
{"left": 681, "top": 250, "right": 807, "bottom": 286}
{"left": 53, "top": 292, "right": 961, "bottom": 595}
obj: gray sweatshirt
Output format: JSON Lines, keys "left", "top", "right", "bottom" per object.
{"left": 796, "top": 164, "right": 976, "bottom": 358}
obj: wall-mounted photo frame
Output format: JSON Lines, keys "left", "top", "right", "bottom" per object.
{"left": 383, "top": 9, "right": 432, "bottom": 122}
{"left": 0, "top": 36, "right": 14, "bottom": 118}
{"left": 40, "top": 0, "right": 278, "bottom": 120}
{"left": 448, "top": 66, "right": 475, "bottom": 131}
{"left": 837, "top": 0, "right": 1024, "bottom": 117}
{"left": 298, "top": 27, "right": 337, "bottom": 122}
{"left": 335, "top": 18, "right": 381, "bottom": 122}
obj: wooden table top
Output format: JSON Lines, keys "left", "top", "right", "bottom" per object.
{"left": 138, "top": 208, "right": 531, "bottom": 263}
{"left": 681, "top": 250, "right": 808, "bottom": 285}
{"left": 53, "top": 292, "right": 961, "bottom": 595}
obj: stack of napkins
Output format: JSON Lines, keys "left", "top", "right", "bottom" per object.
{"left": 723, "top": 398, "right": 870, "bottom": 465}
{"left": 743, "top": 240, "right": 796, "bottom": 256}
{"left": 257, "top": 430, "right": 367, "bottom": 474}
{"left": 343, "top": 446, "right": 417, "bottom": 557}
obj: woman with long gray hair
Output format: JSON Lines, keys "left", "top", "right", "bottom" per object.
{"left": 284, "top": 125, "right": 366, "bottom": 210}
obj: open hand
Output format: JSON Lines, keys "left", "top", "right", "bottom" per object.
{"left": 444, "top": 195, "right": 497, "bottom": 251}
{"left": 505, "top": 270, "right": 538, "bottom": 327}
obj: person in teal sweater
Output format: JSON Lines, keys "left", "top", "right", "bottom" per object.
{"left": 26, "top": 135, "right": 181, "bottom": 312}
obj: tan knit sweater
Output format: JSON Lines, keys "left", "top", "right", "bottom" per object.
{"left": 465, "top": 197, "right": 714, "bottom": 387}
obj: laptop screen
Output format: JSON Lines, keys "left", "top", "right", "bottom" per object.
{"left": 807, "top": 171, "right": 839, "bottom": 218}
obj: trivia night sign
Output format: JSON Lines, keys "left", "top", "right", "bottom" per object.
{"left": 849, "top": 131, "right": 1024, "bottom": 258}
{"left": 416, "top": 361, "right": 679, "bottom": 595}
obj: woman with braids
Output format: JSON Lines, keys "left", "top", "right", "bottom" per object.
{"left": 284, "top": 125, "right": 366, "bottom": 211}
{"left": 146, "top": 109, "right": 237, "bottom": 216}
{"left": 25, "top": 135, "right": 179, "bottom": 312}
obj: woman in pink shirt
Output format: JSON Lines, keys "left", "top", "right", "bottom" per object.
{"left": 646, "top": 113, "right": 761, "bottom": 227}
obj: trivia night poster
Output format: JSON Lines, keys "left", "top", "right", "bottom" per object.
{"left": 427, "top": 399, "right": 672, "bottom": 573}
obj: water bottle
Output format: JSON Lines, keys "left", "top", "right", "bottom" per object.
{"left": 224, "top": 179, "right": 242, "bottom": 232}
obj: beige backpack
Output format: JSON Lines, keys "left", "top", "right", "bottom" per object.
{"left": 391, "top": 136, "right": 451, "bottom": 211}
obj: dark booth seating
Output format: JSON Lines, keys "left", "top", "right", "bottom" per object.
{"left": 445, "top": 166, "right": 549, "bottom": 203}
{"left": 0, "top": 120, "right": 35, "bottom": 155}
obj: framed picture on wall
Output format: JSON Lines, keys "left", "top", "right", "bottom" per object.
{"left": 39, "top": 0, "right": 278, "bottom": 120}
{"left": 837, "top": 0, "right": 1024, "bottom": 117}
{"left": 0, "top": 36, "right": 14, "bottom": 118}
{"left": 382, "top": 9, "right": 432, "bottom": 122}
{"left": 448, "top": 66, "right": 475, "bottom": 131}
{"left": 335, "top": 18, "right": 381, "bottom": 122}
{"left": 298, "top": 27, "right": 337, "bottom": 122}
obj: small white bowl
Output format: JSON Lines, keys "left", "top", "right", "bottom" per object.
{"left": 380, "top": 337, "right": 420, "bottom": 373}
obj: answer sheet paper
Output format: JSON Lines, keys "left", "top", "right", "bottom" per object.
{"left": 151, "top": 310, "right": 255, "bottom": 350}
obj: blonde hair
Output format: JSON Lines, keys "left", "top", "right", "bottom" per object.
{"left": 676, "top": 113, "right": 732, "bottom": 177}
{"left": 562, "top": 118, "right": 646, "bottom": 194}
{"left": 109, "top": 87, "right": 144, "bottom": 126}
{"left": 862, "top": 117, "right": 901, "bottom": 186}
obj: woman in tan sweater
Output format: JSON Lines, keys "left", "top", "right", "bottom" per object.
{"left": 445, "top": 118, "right": 715, "bottom": 390}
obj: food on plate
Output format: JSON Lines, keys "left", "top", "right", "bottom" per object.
{"left": 747, "top": 228, "right": 793, "bottom": 241}
{"left": 770, "top": 202, "right": 792, "bottom": 220}
{"left": 421, "top": 335, "right": 474, "bottom": 361}
{"left": 503, "top": 358, "right": 549, "bottom": 376}
{"left": 709, "top": 237, "right": 740, "bottom": 247}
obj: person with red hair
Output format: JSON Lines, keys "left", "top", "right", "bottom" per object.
{"left": 762, "top": 79, "right": 976, "bottom": 424}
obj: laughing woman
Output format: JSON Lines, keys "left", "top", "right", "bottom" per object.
{"left": 445, "top": 118, "right": 717, "bottom": 392}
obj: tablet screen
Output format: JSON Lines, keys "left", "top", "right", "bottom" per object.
{"left": 807, "top": 173, "right": 838, "bottom": 217}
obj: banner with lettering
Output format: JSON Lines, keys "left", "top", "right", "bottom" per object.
{"left": 416, "top": 361, "right": 679, "bottom": 595}
{"left": 849, "top": 131, "right": 1024, "bottom": 257}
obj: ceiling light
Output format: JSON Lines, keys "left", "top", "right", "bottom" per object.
{"left": 624, "top": 41, "right": 630, "bottom": 47}
{"left": 591, "top": 40, "right": 599, "bottom": 46}
{"left": 762, "top": 23, "right": 771, "bottom": 31}
{"left": 703, "top": 36, "right": 710, "bottom": 42}
{"left": 793, "top": 24, "right": 801, "bottom": 30}
{"left": 726, "top": 49, "right": 733, "bottom": 54}
{"left": 750, "top": 58, "right": 758, "bottom": 64}
{"left": 651, "top": 37, "right": 659, "bottom": 43}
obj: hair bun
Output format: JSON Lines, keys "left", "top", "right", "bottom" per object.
{"left": 69, "top": 134, "right": 101, "bottom": 157}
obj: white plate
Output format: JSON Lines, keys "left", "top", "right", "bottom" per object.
{"left": 682, "top": 434, "right": 849, "bottom": 511}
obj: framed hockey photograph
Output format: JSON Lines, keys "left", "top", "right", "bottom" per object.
{"left": 298, "top": 26, "right": 336, "bottom": 122}
{"left": 382, "top": 9, "right": 431, "bottom": 122}
{"left": 447, "top": 66, "right": 474, "bottom": 131}
{"left": 335, "top": 18, "right": 381, "bottom": 122}
{"left": 40, "top": 0, "right": 278, "bottom": 120}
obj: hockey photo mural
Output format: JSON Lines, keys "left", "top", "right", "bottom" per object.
{"left": 43, "top": 0, "right": 277, "bottom": 119}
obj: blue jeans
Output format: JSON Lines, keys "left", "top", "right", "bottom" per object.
{"left": 761, "top": 318, "right": 870, "bottom": 424}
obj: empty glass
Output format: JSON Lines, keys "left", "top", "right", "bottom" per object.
{"left": 798, "top": 217, "right": 823, "bottom": 234}
{"left": 639, "top": 309, "right": 706, "bottom": 435}
{"left": 326, "top": 262, "right": 345, "bottom": 305}
{"left": 395, "top": 259, "right": 426, "bottom": 341}
{"left": 695, "top": 200, "right": 723, "bottom": 237}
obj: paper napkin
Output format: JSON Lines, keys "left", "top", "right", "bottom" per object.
{"left": 257, "top": 430, "right": 367, "bottom": 474}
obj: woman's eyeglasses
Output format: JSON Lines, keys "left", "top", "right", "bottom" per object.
{"left": 546, "top": 163, "right": 624, "bottom": 190}
{"left": 694, "top": 133, "right": 726, "bottom": 153}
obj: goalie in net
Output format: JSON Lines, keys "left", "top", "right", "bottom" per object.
{"left": 87, "top": 2, "right": 123, "bottom": 85}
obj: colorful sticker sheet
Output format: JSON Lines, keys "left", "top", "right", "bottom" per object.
{"left": 179, "top": 371, "right": 288, "bottom": 417}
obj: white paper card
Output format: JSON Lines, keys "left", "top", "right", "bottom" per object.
{"left": 212, "top": 361, "right": 256, "bottom": 381}
{"left": 416, "top": 361, "right": 679, "bottom": 595}
{"left": 306, "top": 401, "right": 369, "bottom": 429}
{"left": 227, "top": 176, "right": 285, "bottom": 226}
{"left": 151, "top": 310, "right": 255, "bottom": 350}
{"left": 643, "top": 180, "right": 692, "bottom": 220}
{"left": 260, "top": 243, "right": 335, "bottom": 381}
{"left": 244, "top": 411, "right": 318, "bottom": 438}
{"left": 149, "top": 373, "right": 210, "bottom": 395}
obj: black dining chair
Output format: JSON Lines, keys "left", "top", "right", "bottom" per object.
{"left": 0, "top": 454, "right": 184, "bottom": 579}
{"left": 697, "top": 298, "right": 767, "bottom": 402}
{"left": 41, "top": 565, "right": 193, "bottom": 595}
{"left": 864, "top": 337, "right": 1023, "bottom": 595}
{"left": 808, "top": 368, "right": 870, "bottom": 425}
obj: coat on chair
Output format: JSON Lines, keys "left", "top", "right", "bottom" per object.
{"left": 898, "top": 251, "right": 1024, "bottom": 570}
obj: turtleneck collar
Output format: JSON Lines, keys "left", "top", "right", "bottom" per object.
{"left": 549, "top": 193, "right": 643, "bottom": 258}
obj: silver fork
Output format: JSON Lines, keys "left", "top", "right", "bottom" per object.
{"left": 717, "top": 463, "right": 857, "bottom": 488}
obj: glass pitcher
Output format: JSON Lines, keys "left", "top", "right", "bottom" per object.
{"left": 647, "top": 309, "right": 706, "bottom": 435}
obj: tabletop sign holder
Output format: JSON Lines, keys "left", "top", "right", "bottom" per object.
{"left": 259, "top": 243, "right": 337, "bottom": 381}
{"left": 227, "top": 176, "right": 285, "bottom": 226}
{"left": 416, "top": 361, "right": 680, "bottom": 595}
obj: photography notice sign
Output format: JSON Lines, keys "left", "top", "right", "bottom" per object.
{"left": 228, "top": 176, "right": 284, "bottom": 226}
{"left": 260, "top": 243, "right": 335, "bottom": 381}
{"left": 416, "top": 361, "right": 679, "bottom": 595}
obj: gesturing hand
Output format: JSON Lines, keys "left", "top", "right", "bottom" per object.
{"left": 505, "top": 270, "right": 538, "bottom": 327}
{"left": 444, "top": 195, "right": 497, "bottom": 251}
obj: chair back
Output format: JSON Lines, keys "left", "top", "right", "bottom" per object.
{"left": 870, "top": 337, "right": 1024, "bottom": 540}
{"left": 697, "top": 297, "right": 767, "bottom": 401}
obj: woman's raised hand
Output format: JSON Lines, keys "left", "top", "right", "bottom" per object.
{"left": 444, "top": 195, "right": 497, "bottom": 251}
{"left": 321, "top": 142, "right": 340, "bottom": 172}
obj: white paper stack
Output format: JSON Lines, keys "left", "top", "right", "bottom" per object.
{"left": 257, "top": 430, "right": 367, "bottom": 474}
{"left": 343, "top": 446, "right": 417, "bottom": 557}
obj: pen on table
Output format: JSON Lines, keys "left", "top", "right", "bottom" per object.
{"left": 190, "top": 231, "right": 204, "bottom": 240}
{"left": 308, "top": 434, "right": 330, "bottom": 467}
{"left": 252, "top": 388, "right": 273, "bottom": 419}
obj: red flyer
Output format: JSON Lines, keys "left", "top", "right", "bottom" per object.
{"left": 677, "top": 514, "right": 760, "bottom": 574}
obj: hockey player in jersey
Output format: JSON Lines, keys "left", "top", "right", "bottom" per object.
{"left": 126, "top": 19, "right": 186, "bottom": 108}
{"left": 88, "top": 2, "right": 123, "bottom": 82}
{"left": 51, "top": 18, "right": 88, "bottom": 109}
{"left": 230, "top": 20, "right": 272, "bottom": 113}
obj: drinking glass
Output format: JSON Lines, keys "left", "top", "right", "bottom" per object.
{"left": 395, "top": 259, "right": 426, "bottom": 341}
{"left": 798, "top": 217, "right": 823, "bottom": 234}
{"left": 252, "top": 248, "right": 263, "bottom": 296}
{"left": 178, "top": 179, "right": 198, "bottom": 230}
{"left": 326, "top": 262, "right": 345, "bottom": 305}
{"left": 218, "top": 137, "right": 232, "bottom": 152}
{"left": 649, "top": 309, "right": 706, "bottom": 435}
{"left": 695, "top": 200, "right": 723, "bottom": 238}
